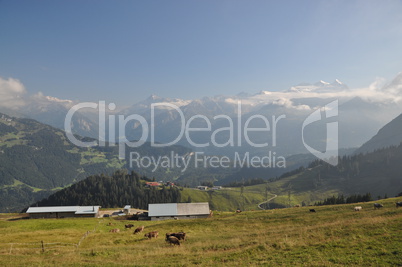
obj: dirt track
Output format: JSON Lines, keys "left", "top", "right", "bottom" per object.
{"left": 257, "top": 194, "right": 278, "bottom": 210}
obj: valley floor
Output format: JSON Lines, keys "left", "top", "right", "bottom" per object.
{"left": 1, "top": 197, "right": 402, "bottom": 266}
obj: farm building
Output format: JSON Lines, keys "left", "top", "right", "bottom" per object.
{"left": 196, "top": 186, "right": 208, "bottom": 190}
{"left": 148, "top": 202, "right": 210, "bottom": 221}
{"left": 123, "top": 205, "right": 131, "bottom": 215}
{"left": 26, "top": 206, "right": 101, "bottom": 219}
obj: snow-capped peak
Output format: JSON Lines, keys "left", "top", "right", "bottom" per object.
{"left": 334, "top": 79, "right": 343, "bottom": 85}
{"left": 315, "top": 80, "right": 330, "bottom": 86}
{"left": 288, "top": 79, "right": 348, "bottom": 93}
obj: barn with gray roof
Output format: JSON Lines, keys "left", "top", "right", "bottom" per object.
{"left": 26, "top": 206, "right": 101, "bottom": 219}
{"left": 148, "top": 202, "right": 210, "bottom": 221}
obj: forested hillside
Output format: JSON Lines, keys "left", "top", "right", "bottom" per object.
{"left": 29, "top": 144, "right": 402, "bottom": 211}
{"left": 32, "top": 170, "right": 182, "bottom": 209}
{"left": 262, "top": 144, "right": 402, "bottom": 208}
{"left": 0, "top": 113, "right": 190, "bottom": 212}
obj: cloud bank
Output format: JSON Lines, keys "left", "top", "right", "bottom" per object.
{"left": 0, "top": 77, "right": 27, "bottom": 109}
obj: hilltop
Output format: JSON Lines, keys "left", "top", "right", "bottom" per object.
{"left": 33, "top": 170, "right": 181, "bottom": 210}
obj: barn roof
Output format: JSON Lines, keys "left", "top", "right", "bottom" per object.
{"left": 26, "top": 206, "right": 101, "bottom": 214}
{"left": 148, "top": 202, "right": 210, "bottom": 217}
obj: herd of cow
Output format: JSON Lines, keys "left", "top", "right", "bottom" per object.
{"left": 106, "top": 201, "right": 402, "bottom": 245}
{"left": 107, "top": 223, "right": 186, "bottom": 246}
{"left": 308, "top": 202, "right": 402, "bottom": 212}
{"left": 356, "top": 202, "right": 402, "bottom": 211}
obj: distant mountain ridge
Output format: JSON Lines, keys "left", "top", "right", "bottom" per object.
{"left": 355, "top": 113, "right": 402, "bottom": 155}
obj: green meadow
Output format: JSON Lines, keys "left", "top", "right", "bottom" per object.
{"left": 1, "top": 197, "right": 402, "bottom": 266}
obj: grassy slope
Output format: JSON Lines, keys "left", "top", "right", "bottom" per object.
{"left": 182, "top": 175, "right": 340, "bottom": 212}
{"left": 181, "top": 188, "right": 266, "bottom": 211}
{"left": 245, "top": 173, "right": 343, "bottom": 207}
{"left": 1, "top": 197, "right": 402, "bottom": 266}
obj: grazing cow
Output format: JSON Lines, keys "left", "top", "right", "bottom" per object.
{"left": 374, "top": 203, "right": 384, "bottom": 209}
{"left": 134, "top": 226, "right": 144, "bottom": 234}
{"left": 236, "top": 209, "right": 242, "bottom": 213}
{"left": 166, "top": 236, "right": 180, "bottom": 246}
{"left": 125, "top": 224, "right": 134, "bottom": 229}
{"left": 109, "top": 228, "right": 120, "bottom": 233}
{"left": 309, "top": 209, "right": 316, "bottom": 212}
{"left": 165, "top": 232, "right": 186, "bottom": 241}
{"left": 144, "top": 231, "right": 159, "bottom": 239}
{"left": 107, "top": 222, "right": 114, "bottom": 226}
{"left": 208, "top": 210, "right": 213, "bottom": 218}
{"left": 294, "top": 204, "right": 301, "bottom": 208}
{"left": 396, "top": 202, "right": 402, "bottom": 208}
{"left": 354, "top": 206, "right": 362, "bottom": 211}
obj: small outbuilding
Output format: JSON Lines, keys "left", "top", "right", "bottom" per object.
{"left": 148, "top": 202, "right": 210, "bottom": 221}
{"left": 196, "top": 186, "right": 208, "bottom": 190}
{"left": 26, "top": 206, "right": 101, "bottom": 219}
{"left": 123, "top": 205, "right": 131, "bottom": 215}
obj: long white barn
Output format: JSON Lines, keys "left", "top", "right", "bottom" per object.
{"left": 148, "top": 202, "right": 210, "bottom": 221}
{"left": 26, "top": 206, "right": 101, "bottom": 219}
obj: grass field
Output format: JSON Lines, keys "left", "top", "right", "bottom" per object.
{"left": 182, "top": 182, "right": 340, "bottom": 212}
{"left": 181, "top": 187, "right": 267, "bottom": 211}
{"left": 1, "top": 197, "right": 402, "bottom": 266}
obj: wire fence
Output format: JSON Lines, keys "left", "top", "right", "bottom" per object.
{"left": 5, "top": 241, "right": 77, "bottom": 254}
{"left": 3, "top": 219, "right": 104, "bottom": 254}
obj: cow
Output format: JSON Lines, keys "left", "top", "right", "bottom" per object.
{"left": 207, "top": 210, "right": 213, "bottom": 218}
{"left": 107, "top": 222, "right": 114, "bottom": 226}
{"left": 166, "top": 232, "right": 186, "bottom": 241}
{"left": 396, "top": 202, "right": 402, "bottom": 208}
{"left": 125, "top": 224, "right": 134, "bottom": 229}
{"left": 109, "top": 228, "right": 120, "bottom": 233}
{"left": 309, "top": 209, "right": 316, "bottom": 212}
{"left": 166, "top": 236, "right": 180, "bottom": 246}
{"left": 176, "top": 232, "right": 186, "bottom": 241}
{"left": 236, "top": 209, "right": 242, "bottom": 213}
{"left": 144, "top": 231, "right": 159, "bottom": 239}
{"left": 354, "top": 206, "right": 362, "bottom": 211}
{"left": 134, "top": 226, "right": 144, "bottom": 234}
{"left": 374, "top": 203, "right": 383, "bottom": 209}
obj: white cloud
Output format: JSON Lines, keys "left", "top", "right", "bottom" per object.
{"left": 31, "top": 91, "right": 74, "bottom": 107}
{"left": 272, "top": 98, "right": 311, "bottom": 111}
{"left": 0, "top": 77, "right": 27, "bottom": 109}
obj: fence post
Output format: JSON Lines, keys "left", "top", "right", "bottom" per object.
{"left": 41, "top": 240, "right": 45, "bottom": 253}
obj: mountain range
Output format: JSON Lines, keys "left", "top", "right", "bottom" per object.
{"left": 2, "top": 73, "right": 402, "bottom": 211}
{"left": 2, "top": 73, "right": 402, "bottom": 160}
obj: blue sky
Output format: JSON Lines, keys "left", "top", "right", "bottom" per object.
{"left": 1, "top": 0, "right": 402, "bottom": 105}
